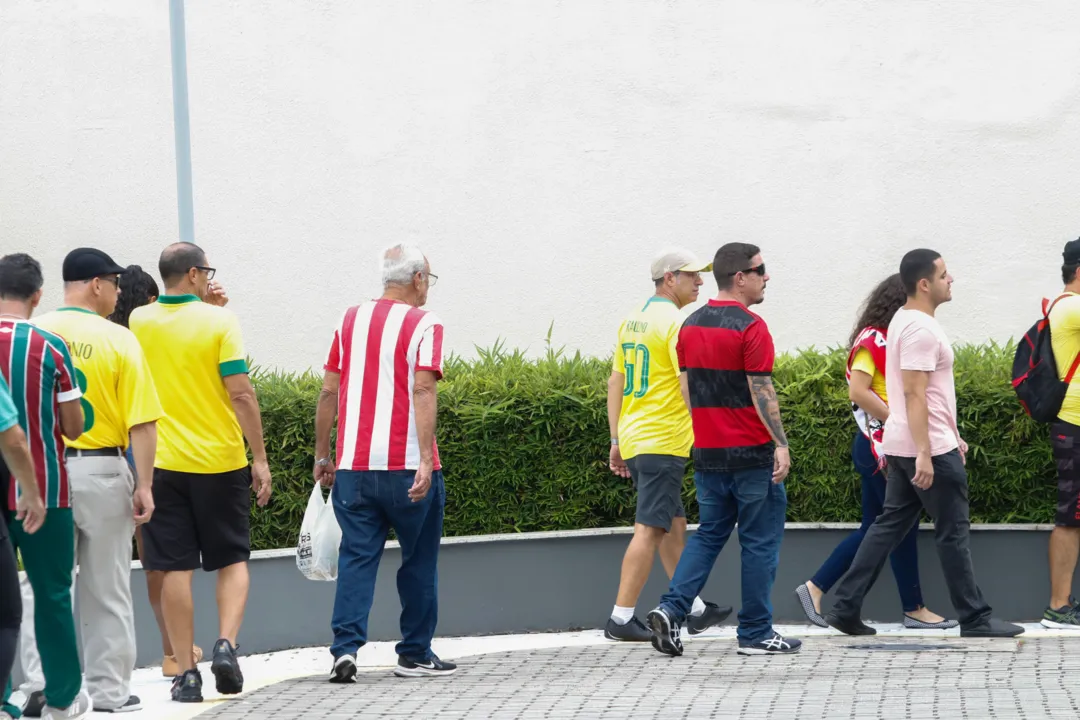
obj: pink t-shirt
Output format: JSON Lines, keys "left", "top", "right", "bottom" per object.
{"left": 880, "top": 308, "right": 960, "bottom": 458}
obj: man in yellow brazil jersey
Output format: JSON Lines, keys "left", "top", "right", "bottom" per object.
{"left": 130, "top": 243, "right": 271, "bottom": 705}
{"left": 603, "top": 249, "right": 733, "bottom": 641}
{"left": 21, "top": 248, "right": 161, "bottom": 714}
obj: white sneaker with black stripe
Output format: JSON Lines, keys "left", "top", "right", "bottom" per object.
{"left": 329, "top": 654, "right": 357, "bottom": 684}
{"left": 737, "top": 632, "right": 802, "bottom": 656}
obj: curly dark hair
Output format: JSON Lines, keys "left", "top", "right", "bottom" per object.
{"left": 109, "top": 265, "right": 159, "bottom": 328}
{"left": 849, "top": 273, "right": 907, "bottom": 348}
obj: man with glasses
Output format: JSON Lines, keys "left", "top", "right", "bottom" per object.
{"left": 314, "top": 243, "right": 454, "bottom": 683}
{"left": 17, "top": 248, "right": 163, "bottom": 714}
{"left": 130, "top": 243, "right": 272, "bottom": 704}
{"left": 603, "top": 249, "right": 732, "bottom": 642}
{"left": 647, "top": 242, "right": 802, "bottom": 657}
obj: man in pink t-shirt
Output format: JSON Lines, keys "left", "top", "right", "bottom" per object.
{"left": 825, "top": 249, "right": 1023, "bottom": 639}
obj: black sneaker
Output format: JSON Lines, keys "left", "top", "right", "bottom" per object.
{"left": 1042, "top": 604, "right": 1080, "bottom": 630}
{"left": 21, "top": 691, "right": 45, "bottom": 718}
{"left": 960, "top": 617, "right": 1025, "bottom": 638}
{"left": 825, "top": 612, "right": 877, "bottom": 636}
{"left": 210, "top": 639, "right": 244, "bottom": 695}
{"left": 686, "top": 602, "right": 734, "bottom": 635}
{"left": 329, "top": 654, "right": 358, "bottom": 683}
{"left": 738, "top": 632, "right": 802, "bottom": 656}
{"left": 604, "top": 616, "right": 652, "bottom": 642}
{"left": 95, "top": 695, "right": 142, "bottom": 713}
{"left": 645, "top": 606, "right": 683, "bottom": 657}
{"left": 393, "top": 654, "right": 458, "bottom": 678}
{"left": 171, "top": 669, "right": 203, "bottom": 703}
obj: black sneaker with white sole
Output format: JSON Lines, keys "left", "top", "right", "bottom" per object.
{"left": 393, "top": 654, "right": 458, "bottom": 678}
{"left": 646, "top": 606, "right": 683, "bottom": 657}
{"left": 737, "top": 632, "right": 802, "bottom": 656}
{"left": 21, "top": 691, "right": 45, "bottom": 718}
{"left": 96, "top": 695, "right": 142, "bottom": 713}
{"left": 329, "top": 654, "right": 358, "bottom": 684}
{"left": 686, "top": 602, "right": 734, "bottom": 635}
{"left": 211, "top": 638, "right": 244, "bottom": 695}
{"left": 171, "top": 669, "right": 203, "bottom": 703}
{"left": 605, "top": 616, "right": 652, "bottom": 641}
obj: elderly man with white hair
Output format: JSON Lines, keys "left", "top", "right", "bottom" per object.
{"left": 313, "top": 243, "right": 455, "bottom": 683}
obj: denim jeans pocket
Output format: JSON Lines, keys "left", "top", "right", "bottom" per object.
{"left": 332, "top": 471, "right": 365, "bottom": 511}
{"left": 734, "top": 467, "right": 772, "bottom": 503}
{"left": 392, "top": 470, "right": 432, "bottom": 508}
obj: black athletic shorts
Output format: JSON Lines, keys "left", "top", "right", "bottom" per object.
{"left": 141, "top": 467, "right": 252, "bottom": 572}
{"left": 627, "top": 454, "right": 686, "bottom": 532}
{"left": 1051, "top": 422, "right": 1080, "bottom": 528}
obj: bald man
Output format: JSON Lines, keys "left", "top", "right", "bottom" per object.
{"left": 130, "top": 243, "right": 272, "bottom": 704}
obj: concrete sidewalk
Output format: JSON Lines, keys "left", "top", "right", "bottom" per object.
{"left": 100, "top": 622, "right": 1080, "bottom": 719}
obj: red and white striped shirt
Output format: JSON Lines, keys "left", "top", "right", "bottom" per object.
{"left": 325, "top": 299, "right": 444, "bottom": 472}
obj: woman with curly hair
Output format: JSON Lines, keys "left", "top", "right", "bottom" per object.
{"left": 109, "top": 265, "right": 203, "bottom": 675}
{"left": 794, "top": 274, "right": 956, "bottom": 630}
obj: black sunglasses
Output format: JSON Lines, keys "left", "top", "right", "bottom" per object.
{"left": 727, "top": 263, "right": 766, "bottom": 277}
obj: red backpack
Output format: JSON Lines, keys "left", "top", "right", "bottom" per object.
{"left": 1012, "top": 293, "right": 1080, "bottom": 423}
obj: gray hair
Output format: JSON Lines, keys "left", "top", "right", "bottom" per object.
{"left": 380, "top": 243, "right": 426, "bottom": 287}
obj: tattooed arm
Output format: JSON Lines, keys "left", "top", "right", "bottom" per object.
{"left": 747, "top": 375, "right": 791, "bottom": 483}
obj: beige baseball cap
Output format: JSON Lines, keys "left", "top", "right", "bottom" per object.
{"left": 650, "top": 249, "right": 712, "bottom": 281}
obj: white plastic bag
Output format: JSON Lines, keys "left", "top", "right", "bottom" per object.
{"left": 296, "top": 483, "right": 342, "bottom": 581}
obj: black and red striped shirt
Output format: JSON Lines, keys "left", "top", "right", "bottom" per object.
{"left": 677, "top": 300, "right": 775, "bottom": 472}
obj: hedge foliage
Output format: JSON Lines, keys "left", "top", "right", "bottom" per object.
{"left": 249, "top": 341, "right": 1054, "bottom": 552}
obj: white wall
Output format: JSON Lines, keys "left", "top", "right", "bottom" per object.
{"left": 2, "top": 0, "right": 1078, "bottom": 372}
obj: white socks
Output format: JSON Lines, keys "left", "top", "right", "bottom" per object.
{"left": 611, "top": 597, "right": 705, "bottom": 624}
{"left": 690, "top": 596, "right": 706, "bottom": 617}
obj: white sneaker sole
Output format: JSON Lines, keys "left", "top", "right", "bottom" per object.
{"left": 737, "top": 646, "right": 801, "bottom": 656}
{"left": 1041, "top": 618, "right": 1080, "bottom": 630}
{"left": 393, "top": 666, "right": 457, "bottom": 678}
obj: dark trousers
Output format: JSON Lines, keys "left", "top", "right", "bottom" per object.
{"left": 811, "top": 433, "right": 924, "bottom": 612}
{"left": 659, "top": 466, "right": 786, "bottom": 644}
{"left": 0, "top": 530, "right": 19, "bottom": 704}
{"left": 831, "top": 450, "right": 992, "bottom": 628}
{"left": 330, "top": 470, "right": 445, "bottom": 661}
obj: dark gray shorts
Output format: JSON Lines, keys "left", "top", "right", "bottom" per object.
{"left": 627, "top": 454, "right": 686, "bottom": 531}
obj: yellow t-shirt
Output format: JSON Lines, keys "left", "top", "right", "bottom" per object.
{"left": 129, "top": 295, "right": 249, "bottom": 473}
{"left": 1050, "top": 293, "right": 1080, "bottom": 425}
{"left": 850, "top": 347, "right": 888, "bottom": 404}
{"left": 34, "top": 308, "right": 163, "bottom": 450}
{"left": 612, "top": 297, "right": 693, "bottom": 460}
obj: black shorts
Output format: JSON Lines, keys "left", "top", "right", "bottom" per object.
{"left": 141, "top": 467, "right": 252, "bottom": 572}
{"left": 627, "top": 454, "right": 686, "bottom": 531}
{"left": 1051, "top": 422, "right": 1080, "bottom": 528}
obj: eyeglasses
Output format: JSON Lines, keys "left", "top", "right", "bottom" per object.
{"left": 727, "top": 263, "right": 766, "bottom": 277}
{"left": 98, "top": 275, "right": 120, "bottom": 287}
{"left": 193, "top": 266, "right": 217, "bottom": 280}
{"left": 427, "top": 273, "right": 438, "bottom": 287}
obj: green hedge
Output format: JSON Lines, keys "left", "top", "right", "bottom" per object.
{"left": 249, "top": 342, "right": 1054, "bottom": 552}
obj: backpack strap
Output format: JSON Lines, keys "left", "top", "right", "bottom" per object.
{"left": 1048, "top": 293, "right": 1080, "bottom": 383}
{"left": 1066, "top": 349, "right": 1080, "bottom": 384}
{"left": 1045, "top": 292, "right": 1078, "bottom": 318}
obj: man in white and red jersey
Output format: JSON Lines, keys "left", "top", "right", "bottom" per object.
{"left": 313, "top": 243, "right": 455, "bottom": 684}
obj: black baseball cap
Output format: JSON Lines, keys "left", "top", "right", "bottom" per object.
{"left": 62, "top": 248, "right": 126, "bottom": 282}
{"left": 1065, "top": 238, "right": 1080, "bottom": 265}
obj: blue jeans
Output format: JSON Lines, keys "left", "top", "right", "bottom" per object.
{"left": 659, "top": 466, "right": 786, "bottom": 645}
{"left": 330, "top": 469, "right": 445, "bottom": 661}
{"left": 810, "top": 433, "right": 923, "bottom": 612}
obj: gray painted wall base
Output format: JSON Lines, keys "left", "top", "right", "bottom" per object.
{"left": 10, "top": 524, "right": 1076, "bottom": 686}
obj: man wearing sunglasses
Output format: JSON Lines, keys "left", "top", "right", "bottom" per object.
{"left": 17, "top": 248, "right": 163, "bottom": 714}
{"left": 129, "top": 243, "right": 272, "bottom": 704}
{"left": 648, "top": 242, "right": 801, "bottom": 657}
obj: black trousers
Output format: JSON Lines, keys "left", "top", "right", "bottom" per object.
{"left": 0, "top": 464, "right": 21, "bottom": 697}
{"left": 831, "top": 450, "right": 992, "bottom": 628}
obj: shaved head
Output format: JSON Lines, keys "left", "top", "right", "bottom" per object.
{"left": 159, "top": 242, "right": 207, "bottom": 286}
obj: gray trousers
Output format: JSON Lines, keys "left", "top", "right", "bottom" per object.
{"left": 18, "top": 455, "right": 137, "bottom": 711}
{"left": 831, "top": 449, "right": 993, "bottom": 628}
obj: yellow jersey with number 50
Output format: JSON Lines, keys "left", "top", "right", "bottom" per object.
{"left": 612, "top": 297, "right": 693, "bottom": 460}
{"left": 34, "top": 307, "right": 163, "bottom": 451}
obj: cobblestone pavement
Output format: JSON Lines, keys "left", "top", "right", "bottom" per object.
{"left": 200, "top": 636, "right": 1080, "bottom": 719}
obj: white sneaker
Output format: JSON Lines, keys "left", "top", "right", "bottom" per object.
{"left": 42, "top": 689, "right": 92, "bottom": 719}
